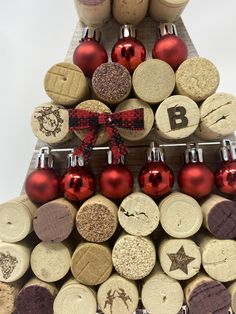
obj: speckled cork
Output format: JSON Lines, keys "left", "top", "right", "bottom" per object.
{"left": 0, "top": 281, "right": 21, "bottom": 314}
{"left": 184, "top": 273, "right": 231, "bottom": 314}
{"left": 155, "top": 95, "right": 200, "bottom": 140}
{"left": 15, "top": 277, "right": 58, "bottom": 314}
{"left": 71, "top": 242, "right": 113, "bottom": 286}
{"left": 97, "top": 274, "right": 139, "bottom": 314}
{"left": 175, "top": 57, "right": 220, "bottom": 102}
{"left": 33, "top": 198, "right": 77, "bottom": 242}
{"left": 92, "top": 62, "right": 132, "bottom": 105}
{"left": 196, "top": 93, "right": 236, "bottom": 140}
{"left": 112, "top": 234, "right": 156, "bottom": 280}
{"left": 31, "top": 102, "right": 73, "bottom": 145}
{"left": 76, "top": 194, "right": 118, "bottom": 243}
{"left": 115, "top": 98, "right": 154, "bottom": 141}
{"left": 112, "top": 0, "right": 148, "bottom": 25}
{"left": 74, "top": 100, "right": 111, "bottom": 145}
{"left": 31, "top": 242, "right": 72, "bottom": 282}
{"left": 118, "top": 192, "right": 160, "bottom": 236}
{"left": 44, "top": 62, "right": 89, "bottom": 106}
{"left": 159, "top": 238, "right": 201, "bottom": 280}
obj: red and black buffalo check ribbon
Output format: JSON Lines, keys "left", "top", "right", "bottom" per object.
{"left": 69, "top": 108, "right": 144, "bottom": 164}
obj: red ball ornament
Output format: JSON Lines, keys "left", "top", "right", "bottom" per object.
{"left": 111, "top": 25, "right": 146, "bottom": 73}
{"left": 215, "top": 139, "right": 236, "bottom": 195}
{"left": 25, "top": 147, "right": 60, "bottom": 204}
{"left": 73, "top": 26, "right": 108, "bottom": 77}
{"left": 138, "top": 142, "right": 174, "bottom": 197}
{"left": 99, "top": 151, "right": 133, "bottom": 199}
{"left": 178, "top": 144, "right": 214, "bottom": 199}
{"left": 152, "top": 23, "right": 188, "bottom": 70}
{"left": 61, "top": 153, "right": 96, "bottom": 202}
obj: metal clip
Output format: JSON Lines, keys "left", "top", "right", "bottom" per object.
{"left": 185, "top": 143, "right": 203, "bottom": 164}
{"left": 36, "top": 146, "right": 54, "bottom": 169}
{"left": 158, "top": 22, "right": 177, "bottom": 38}
{"left": 66, "top": 152, "right": 84, "bottom": 168}
{"left": 228, "top": 307, "right": 233, "bottom": 314}
{"left": 220, "top": 139, "right": 236, "bottom": 162}
{"left": 82, "top": 26, "right": 101, "bottom": 42}
{"left": 119, "top": 24, "right": 137, "bottom": 39}
{"left": 107, "top": 150, "right": 125, "bottom": 165}
{"left": 146, "top": 142, "right": 165, "bottom": 163}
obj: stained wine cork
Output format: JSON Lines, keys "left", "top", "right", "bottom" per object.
{"left": 31, "top": 242, "right": 72, "bottom": 282}
{"left": 74, "top": 0, "right": 111, "bottom": 27}
{"left": 97, "top": 273, "right": 139, "bottom": 314}
{"left": 15, "top": 277, "right": 58, "bottom": 314}
{"left": 112, "top": 234, "right": 156, "bottom": 280}
{"left": 0, "top": 241, "right": 31, "bottom": 282}
{"left": 0, "top": 194, "right": 38, "bottom": 243}
{"left": 0, "top": 281, "right": 22, "bottom": 314}
{"left": 44, "top": 62, "right": 89, "bottom": 106}
{"left": 176, "top": 57, "right": 220, "bottom": 102}
{"left": 132, "top": 59, "right": 175, "bottom": 104}
{"left": 155, "top": 95, "right": 200, "bottom": 140}
{"left": 31, "top": 102, "right": 73, "bottom": 145}
{"left": 159, "top": 238, "right": 201, "bottom": 280}
{"left": 184, "top": 273, "right": 231, "bottom": 314}
{"left": 92, "top": 62, "right": 132, "bottom": 105}
{"left": 118, "top": 192, "right": 159, "bottom": 236}
{"left": 71, "top": 242, "right": 113, "bottom": 286}
{"left": 141, "top": 264, "right": 184, "bottom": 314}
{"left": 196, "top": 93, "right": 236, "bottom": 140}
{"left": 33, "top": 198, "right": 77, "bottom": 242}
{"left": 149, "top": 0, "right": 190, "bottom": 22}
{"left": 200, "top": 194, "right": 236, "bottom": 239}
{"left": 74, "top": 100, "right": 111, "bottom": 145}
{"left": 54, "top": 278, "right": 97, "bottom": 314}
{"left": 112, "top": 0, "right": 149, "bottom": 25}
{"left": 198, "top": 235, "right": 236, "bottom": 282}
{"left": 228, "top": 281, "right": 236, "bottom": 314}
{"left": 159, "top": 192, "right": 203, "bottom": 238}
{"left": 76, "top": 194, "right": 118, "bottom": 242}
{"left": 115, "top": 98, "right": 154, "bottom": 141}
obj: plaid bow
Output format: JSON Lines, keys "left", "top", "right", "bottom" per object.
{"left": 69, "top": 108, "right": 144, "bottom": 164}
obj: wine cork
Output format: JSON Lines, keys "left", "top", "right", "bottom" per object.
{"left": 71, "top": 242, "right": 113, "bottom": 286}
{"left": 159, "top": 238, "right": 201, "bottom": 280}
{"left": 228, "top": 281, "right": 236, "bottom": 314}
{"left": 112, "top": 234, "right": 156, "bottom": 280}
{"left": 112, "top": 0, "right": 149, "bottom": 25}
{"left": 54, "top": 278, "right": 97, "bottom": 314}
{"left": 31, "top": 242, "right": 72, "bottom": 282}
{"left": 44, "top": 62, "right": 89, "bottom": 106}
{"left": 115, "top": 98, "right": 154, "bottom": 141}
{"left": 155, "top": 95, "right": 200, "bottom": 140}
{"left": 184, "top": 273, "right": 231, "bottom": 314}
{"left": 33, "top": 198, "right": 77, "bottom": 242}
{"left": 176, "top": 57, "right": 220, "bottom": 102}
{"left": 200, "top": 194, "right": 236, "bottom": 239}
{"left": 132, "top": 59, "right": 175, "bottom": 104}
{"left": 74, "top": 0, "right": 111, "bottom": 27}
{"left": 0, "top": 281, "right": 22, "bottom": 314}
{"left": 15, "top": 277, "right": 58, "bottom": 314}
{"left": 31, "top": 102, "right": 73, "bottom": 145}
{"left": 97, "top": 273, "right": 139, "bottom": 314}
{"left": 0, "top": 194, "right": 38, "bottom": 243}
{"left": 141, "top": 264, "right": 184, "bottom": 314}
{"left": 149, "top": 0, "right": 190, "bottom": 22}
{"left": 74, "top": 100, "right": 111, "bottom": 145}
{"left": 159, "top": 192, "right": 203, "bottom": 238}
{"left": 118, "top": 192, "right": 159, "bottom": 236}
{"left": 92, "top": 62, "right": 132, "bottom": 105}
{"left": 0, "top": 241, "right": 31, "bottom": 282}
{"left": 195, "top": 93, "right": 236, "bottom": 140}
{"left": 198, "top": 235, "right": 236, "bottom": 282}
{"left": 76, "top": 194, "right": 118, "bottom": 242}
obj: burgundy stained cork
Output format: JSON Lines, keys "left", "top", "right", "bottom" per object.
{"left": 79, "top": 0, "right": 106, "bottom": 3}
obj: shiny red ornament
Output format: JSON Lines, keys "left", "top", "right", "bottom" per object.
{"left": 61, "top": 154, "right": 96, "bottom": 202}
{"left": 73, "top": 27, "right": 108, "bottom": 77}
{"left": 111, "top": 25, "right": 146, "bottom": 73}
{"left": 25, "top": 148, "right": 60, "bottom": 204}
{"left": 215, "top": 139, "right": 236, "bottom": 195}
{"left": 178, "top": 144, "right": 214, "bottom": 199}
{"left": 99, "top": 151, "right": 133, "bottom": 199}
{"left": 152, "top": 23, "right": 187, "bottom": 70}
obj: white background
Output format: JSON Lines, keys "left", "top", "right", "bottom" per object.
{"left": 0, "top": 0, "right": 236, "bottom": 202}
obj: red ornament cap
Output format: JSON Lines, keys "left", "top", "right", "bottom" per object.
{"left": 219, "top": 139, "right": 236, "bottom": 162}
{"left": 36, "top": 146, "right": 54, "bottom": 169}
{"left": 157, "top": 22, "right": 178, "bottom": 38}
{"left": 81, "top": 26, "right": 101, "bottom": 42}
{"left": 119, "top": 24, "right": 137, "bottom": 39}
{"left": 184, "top": 142, "right": 204, "bottom": 164}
